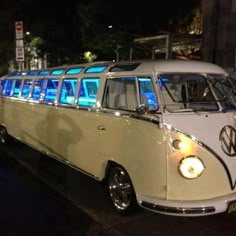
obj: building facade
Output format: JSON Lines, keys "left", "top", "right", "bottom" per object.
{"left": 202, "top": 0, "right": 236, "bottom": 70}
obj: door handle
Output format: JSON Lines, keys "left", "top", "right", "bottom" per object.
{"left": 97, "top": 125, "right": 106, "bottom": 131}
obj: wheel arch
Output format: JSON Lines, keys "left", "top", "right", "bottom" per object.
{"left": 103, "top": 160, "right": 118, "bottom": 181}
{"left": 103, "top": 160, "right": 138, "bottom": 214}
{"left": 103, "top": 160, "right": 136, "bottom": 191}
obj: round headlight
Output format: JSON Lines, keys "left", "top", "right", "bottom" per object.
{"left": 178, "top": 156, "right": 205, "bottom": 179}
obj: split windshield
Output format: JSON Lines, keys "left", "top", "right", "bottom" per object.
{"left": 158, "top": 73, "right": 236, "bottom": 112}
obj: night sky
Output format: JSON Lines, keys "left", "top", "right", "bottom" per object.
{"left": 2, "top": 0, "right": 199, "bottom": 36}
{"left": 0, "top": 0, "right": 199, "bottom": 69}
{"left": 9, "top": 0, "right": 197, "bottom": 33}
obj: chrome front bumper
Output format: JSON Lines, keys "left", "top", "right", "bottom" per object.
{"left": 140, "top": 201, "right": 215, "bottom": 215}
{"left": 137, "top": 192, "right": 236, "bottom": 216}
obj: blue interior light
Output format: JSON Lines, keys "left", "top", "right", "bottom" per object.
{"left": 9, "top": 72, "right": 18, "bottom": 77}
{"left": 38, "top": 70, "right": 49, "bottom": 76}
{"left": 51, "top": 69, "right": 64, "bottom": 75}
{"left": 138, "top": 78, "right": 151, "bottom": 82}
{"left": 27, "top": 71, "right": 37, "bottom": 76}
{"left": 160, "top": 78, "right": 169, "bottom": 82}
{"left": 66, "top": 68, "right": 83, "bottom": 75}
{"left": 85, "top": 66, "right": 107, "bottom": 73}
{"left": 19, "top": 72, "right": 27, "bottom": 76}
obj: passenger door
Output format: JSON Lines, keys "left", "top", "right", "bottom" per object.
{"left": 94, "top": 76, "right": 166, "bottom": 198}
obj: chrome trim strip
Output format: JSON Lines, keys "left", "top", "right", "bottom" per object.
{"left": 165, "top": 124, "right": 235, "bottom": 190}
{"left": 141, "top": 201, "right": 215, "bottom": 214}
{"left": 100, "top": 109, "right": 160, "bottom": 125}
{"left": 1, "top": 97, "right": 161, "bottom": 125}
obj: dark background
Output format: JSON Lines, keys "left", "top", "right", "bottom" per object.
{"left": 0, "top": 0, "right": 199, "bottom": 69}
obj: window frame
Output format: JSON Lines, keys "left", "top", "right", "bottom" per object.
{"left": 58, "top": 78, "right": 78, "bottom": 105}
{"left": 30, "top": 78, "right": 45, "bottom": 102}
{"left": 102, "top": 75, "right": 158, "bottom": 112}
{"left": 21, "top": 78, "right": 33, "bottom": 100}
{"left": 42, "top": 78, "right": 60, "bottom": 104}
{"left": 77, "top": 77, "right": 101, "bottom": 108}
{"left": 10, "top": 79, "right": 22, "bottom": 98}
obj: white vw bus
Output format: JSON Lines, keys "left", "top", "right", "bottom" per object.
{"left": 0, "top": 60, "right": 236, "bottom": 216}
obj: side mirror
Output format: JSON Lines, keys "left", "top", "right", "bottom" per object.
{"left": 136, "top": 103, "right": 149, "bottom": 115}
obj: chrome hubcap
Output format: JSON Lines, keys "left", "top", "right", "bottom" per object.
{"left": 108, "top": 167, "right": 132, "bottom": 211}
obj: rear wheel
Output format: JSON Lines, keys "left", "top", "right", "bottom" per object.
{"left": 106, "top": 164, "right": 137, "bottom": 214}
{"left": 0, "top": 126, "right": 8, "bottom": 144}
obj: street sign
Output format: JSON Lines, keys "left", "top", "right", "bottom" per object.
{"left": 15, "top": 21, "right": 25, "bottom": 63}
{"left": 16, "top": 47, "right": 25, "bottom": 61}
{"left": 16, "top": 39, "right": 24, "bottom": 48}
{"left": 15, "top": 21, "right": 23, "bottom": 39}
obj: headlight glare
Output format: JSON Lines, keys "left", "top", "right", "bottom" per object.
{"left": 179, "top": 156, "right": 205, "bottom": 179}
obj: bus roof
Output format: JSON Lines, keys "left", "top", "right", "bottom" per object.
{"left": 4, "top": 60, "right": 227, "bottom": 78}
{"left": 129, "top": 60, "right": 227, "bottom": 75}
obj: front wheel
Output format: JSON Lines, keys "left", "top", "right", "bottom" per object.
{"left": 0, "top": 126, "right": 8, "bottom": 144}
{"left": 106, "top": 165, "right": 137, "bottom": 215}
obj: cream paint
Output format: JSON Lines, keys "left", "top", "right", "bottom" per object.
{"left": 1, "top": 60, "right": 236, "bottom": 216}
{"left": 163, "top": 112, "right": 236, "bottom": 190}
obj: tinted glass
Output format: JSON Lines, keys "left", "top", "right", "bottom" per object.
{"left": 12, "top": 79, "right": 22, "bottom": 97}
{"left": 78, "top": 78, "right": 100, "bottom": 107}
{"left": 0, "top": 80, "right": 5, "bottom": 95}
{"left": 138, "top": 77, "right": 158, "bottom": 110}
{"left": 102, "top": 77, "right": 138, "bottom": 111}
{"left": 59, "top": 78, "right": 77, "bottom": 105}
{"left": 22, "top": 79, "right": 33, "bottom": 99}
{"left": 31, "top": 79, "right": 44, "bottom": 101}
{"left": 44, "top": 79, "right": 59, "bottom": 103}
{"left": 3, "top": 80, "right": 13, "bottom": 96}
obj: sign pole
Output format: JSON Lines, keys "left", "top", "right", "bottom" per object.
{"left": 15, "top": 21, "right": 25, "bottom": 71}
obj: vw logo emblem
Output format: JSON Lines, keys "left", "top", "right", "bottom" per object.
{"left": 220, "top": 125, "right": 236, "bottom": 157}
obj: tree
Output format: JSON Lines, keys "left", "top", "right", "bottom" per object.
{"left": 174, "top": 1, "right": 202, "bottom": 35}
{"left": 0, "top": 4, "right": 16, "bottom": 75}
{"left": 76, "top": 0, "right": 201, "bottom": 61}
{"left": 11, "top": 0, "right": 82, "bottom": 67}
{"left": 0, "top": 0, "right": 200, "bottom": 73}
{"left": 24, "top": 34, "right": 46, "bottom": 69}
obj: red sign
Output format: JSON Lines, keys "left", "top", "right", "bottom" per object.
{"left": 16, "top": 22, "right": 23, "bottom": 31}
{"left": 15, "top": 21, "right": 23, "bottom": 39}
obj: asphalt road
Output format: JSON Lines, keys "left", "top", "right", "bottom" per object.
{"left": 1, "top": 139, "right": 236, "bottom": 236}
{"left": 0, "top": 145, "right": 111, "bottom": 236}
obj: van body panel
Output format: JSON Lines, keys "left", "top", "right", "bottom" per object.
{"left": 164, "top": 112, "right": 236, "bottom": 199}
{"left": 1, "top": 60, "right": 236, "bottom": 216}
{"left": 95, "top": 111, "right": 167, "bottom": 199}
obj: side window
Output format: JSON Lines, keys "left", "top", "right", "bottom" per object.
{"left": 22, "top": 79, "right": 33, "bottom": 99}
{"left": 11, "top": 79, "right": 22, "bottom": 97}
{"left": 3, "top": 79, "right": 13, "bottom": 96}
{"left": 0, "top": 80, "right": 5, "bottom": 96}
{"left": 59, "top": 78, "right": 77, "bottom": 105}
{"left": 31, "top": 79, "right": 44, "bottom": 101}
{"left": 138, "top": 77, "right": 158, "bottom": 110}
{"left": 78, "top": 78, "right": 100, "bottom": 107}
{"left": 44, "top": 79, "right": 59, "bottom": 103}
{"left": 102, "top": 77, "right": 138, "bottom": 111}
